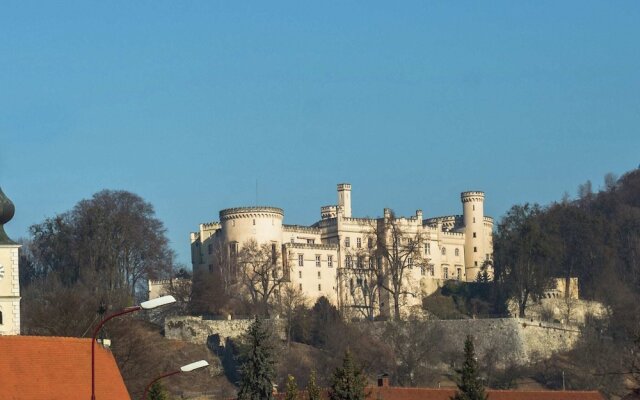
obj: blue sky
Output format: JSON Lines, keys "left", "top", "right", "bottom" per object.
{"left": 1, "top": 1, "right": 639, "bottom": 267}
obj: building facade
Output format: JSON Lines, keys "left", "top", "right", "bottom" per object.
{"left": 0, "top": 187, "right": 20, "bottom": 335}
{"left": 191, "top": 184, "right": 493, "bottom": 318}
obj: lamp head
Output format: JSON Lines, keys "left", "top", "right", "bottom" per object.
{"left": 180, "top": 360, "right": 209, "bottom": 372}
{"left": 140, "top": 295, "right": 176, "bottom": 310}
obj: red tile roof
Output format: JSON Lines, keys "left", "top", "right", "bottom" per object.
{"left": 270, "top": 386, "right": 605, "bottom": 400}
{"left": 370, "top": 387, "right": 605, "bottom": 400}
{"left": 0, "top": 335, "right": 131, "bottom": 400}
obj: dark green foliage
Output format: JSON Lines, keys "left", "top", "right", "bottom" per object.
{"left": 285, "top": 375, "right": 299, "bottom": 400}
{"left": 291, "top": 296, "right": 342, "bottom": 348}
{"left": 147, "top": 382, "right": 168, "bottom": 400}
{"left": 451, "top": 336, "right": 487, "bottom": 400}
{"left": 423, "top": 281, "right": 508, "bottom": 319}
{"left": 237, "top": 317, "right": 276, "bottom": 400}
{"left": 329, "top": 350, "right": 367, "bottom": 400}
{"left": 307, "top": 369, "right": 321, "bottom": 400}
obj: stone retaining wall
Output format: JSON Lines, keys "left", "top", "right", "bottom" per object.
{"left": 165, "top": 316, "right": 285, "bottom": 346}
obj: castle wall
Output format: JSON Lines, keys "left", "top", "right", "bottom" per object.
{"left": 369, "top": 318, "right": 580, "bottom": 365}
{"left": 165, "top": 316, "right": 286, "bottom": 346}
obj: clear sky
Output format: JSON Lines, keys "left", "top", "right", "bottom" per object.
{"left": 1, "top": 1, "right": 639, "bottom": 268}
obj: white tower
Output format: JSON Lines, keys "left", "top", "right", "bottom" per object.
{"left": 461, "top": 191, "right": 485, "bottom": 280}
{"left": 0, "top": 187, "right": 20, "bottom": 335}
{"left": 337, "top": 183, "right": 352, "bottom": 218}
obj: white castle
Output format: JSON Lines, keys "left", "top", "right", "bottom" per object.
{"left": 190, "top": 184, "right": 493, "bottom": 319}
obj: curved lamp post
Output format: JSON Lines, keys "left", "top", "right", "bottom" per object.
{"left": 91, "top": 295, "right": 176, "bottom": 400}
{"left": 142, "top": 360, "right": 210, "bottom": 400}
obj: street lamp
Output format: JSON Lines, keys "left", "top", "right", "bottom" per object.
{"left": 91, "top": 295, "right": 176, "bottom": 400}
{"left": 142, "top": 360, "right": 210, "bottom": 400}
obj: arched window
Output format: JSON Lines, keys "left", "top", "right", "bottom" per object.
{"left": 441, "top": 247, "right": 446, "bottom": 256}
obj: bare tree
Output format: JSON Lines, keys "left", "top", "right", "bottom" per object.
{"left": 375, "top": 210, "right": 425, "bottom": 321}
{"left": 343, "top": 231, "right": 380, "bottom": 321}
{"left": 238, "top": 239, "right": 288, "bottom": 316}
{"left": 277, "top": 285, "right": 307, "bottom": 346}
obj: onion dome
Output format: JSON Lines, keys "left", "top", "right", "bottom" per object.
{"left": 0, "top": 186, "right": 16, "bottom": 244}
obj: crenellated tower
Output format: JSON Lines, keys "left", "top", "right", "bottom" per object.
{"left": 461, "top": 191, "right": 485, "bottom": 280}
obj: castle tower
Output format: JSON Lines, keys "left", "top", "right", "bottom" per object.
{"left": 461, "top": 191, "right": 485, "bottom": 280}
{"left": 337, "top": 183, "right": 352, "bottom": 218}
{"left": 0, "top": 187, "right": 20, "bottom": 335}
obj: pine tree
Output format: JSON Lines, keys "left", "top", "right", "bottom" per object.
{"left": 147, "top": 381, "right": 168, "bottom": 400}
{"left": 329, "top": 350, "right": 367, "bottom": 400}
{"left": 237, "top": 316, "right": 276, "bottom": 400}
{"left": 451, "top": 335, "right": 488, "bottom": 400}
{"left": 285, "top": 374, "right": 299, "bottom": 400}
{"left": 307, "top": 369, "right": 321, "bottom": 400}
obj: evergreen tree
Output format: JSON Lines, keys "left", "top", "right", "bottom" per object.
{"left": 329, "top": 350, "right": 367, "bottom": 400}
{"left": 237, "top": 317, "right": 276, "bottom": 400}
{"left": 147, "top": 381, "right": 168, "bottom": 400}
{"left": 285, "top": 374, "right": 299, "bottom": 400}
{"left": 307, "top": 369, "right": 321, "bottom": 400}
{"left": 451, "top": 335, "right": 487, "bottom": 400}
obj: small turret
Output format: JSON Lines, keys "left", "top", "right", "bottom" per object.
{"left": 337, "top": 183, "right": 352, "bottom": 218}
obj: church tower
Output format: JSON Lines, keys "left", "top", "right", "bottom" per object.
{"left": 0, "top": 187, "right": 20, "bottom": 335}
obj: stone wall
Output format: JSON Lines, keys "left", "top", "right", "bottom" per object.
{"left": 165, "top": 316, "right": 285, "bottom": 346}
{"left": 369, "top": 318, "right": 581, "bottom": 366}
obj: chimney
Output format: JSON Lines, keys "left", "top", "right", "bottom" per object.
{"left": 377, "top": 373, "right": 390, "bottom": 387}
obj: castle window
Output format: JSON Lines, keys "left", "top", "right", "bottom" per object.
{"left": 473, "top": 218, "right": 476, "bottom": 223}
{"left": 291, "top": 237, "right": 295, "bottom": 244}
{"left": 474, "top": 247, "right": 477, "bottom": 253}
{"left": 0, "top": 311, "right": 2, "bottom": 325}
{"left": 272, "top": 244, "right": 277, "bottom": 264}
{"left": 425, "top": 243, "right": 430, "bottom": 255}
{"left": 408, "top": 257, "right": 413, "bottom": 268}
{"left": 441, "top": 247, "right": 446, "bottom": 256}
{"left": 357, "top": 256, "right": 364, "bottom": 268}
{"left": 369, "top": 258, "right": 374, "bottom": 269}
{"left": 299, "top": 271, "right": 302, "bottom": 279}
{"left": 299, "top": 283, "right": 303, "bottom": 290}
{"left": 443, "top": 267, "right": 449, "bottom": 279}
{"left": 307, "top": 238, "right": 315, "bottom": 244}
{"left": 457, "top": 268, "right": 462, "bottom": 280}
{"left": 346, "top": 255, "right": 353, "bottom": 268}
{"left": 230, "top": 242, "right": 238, "bottom": 257}
{"left": 315, "top": 255, "right": 321, "bottom": 267}
{"left": 208, "top": 244, "right": 213, "bottom": 255}
{"left": 345, "top": 237, "right": 351, "bottom": 247}
{"left": 357, "top": 238, "right": 361, "bottom": 248}
{"left": 298, "top": 254, "right": 304, "bottom": 267}
{"left": 455, "top": 248, "right": 459, "bottom": 257}
{"left": 368, "top": 237, "right": 373, "bottom": 248}
{"left": 328, "top": 255, "right": 333, "bottom": 267}
{"left": 318, "top": 284, "right": 322, "bottom": 291}
{"left": 318, "top": 271, "right": 321, "bottom": 279}
{"left": 253, "top": 219, "right": 255, "bottom": 225}
{"left": 421, "top": 266, "right": 426, "bottom": 276}
{"left": 473, "top": 232, "right": 476, "bottom": 238}
{"left": 473, "top": 205, "right": 475, "bottom": 211}
{"left": 429, "top": 264, "right": 435, "bottom": 276}
{"left": 474, "top": 261, "right": 478, "bottom": 266}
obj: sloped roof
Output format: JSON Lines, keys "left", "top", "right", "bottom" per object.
{"left": 370, "top": 387, "right": 605, "bottom": 400}
{"left": 0, "top": 335, "right": 131, "bottom": 400}
{"left": 270, "top": 387, "right": 605, "bottom": 400}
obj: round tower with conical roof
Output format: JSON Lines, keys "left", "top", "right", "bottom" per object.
{"left": 0, "top": 186, "right": 21, "bottom": 335}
